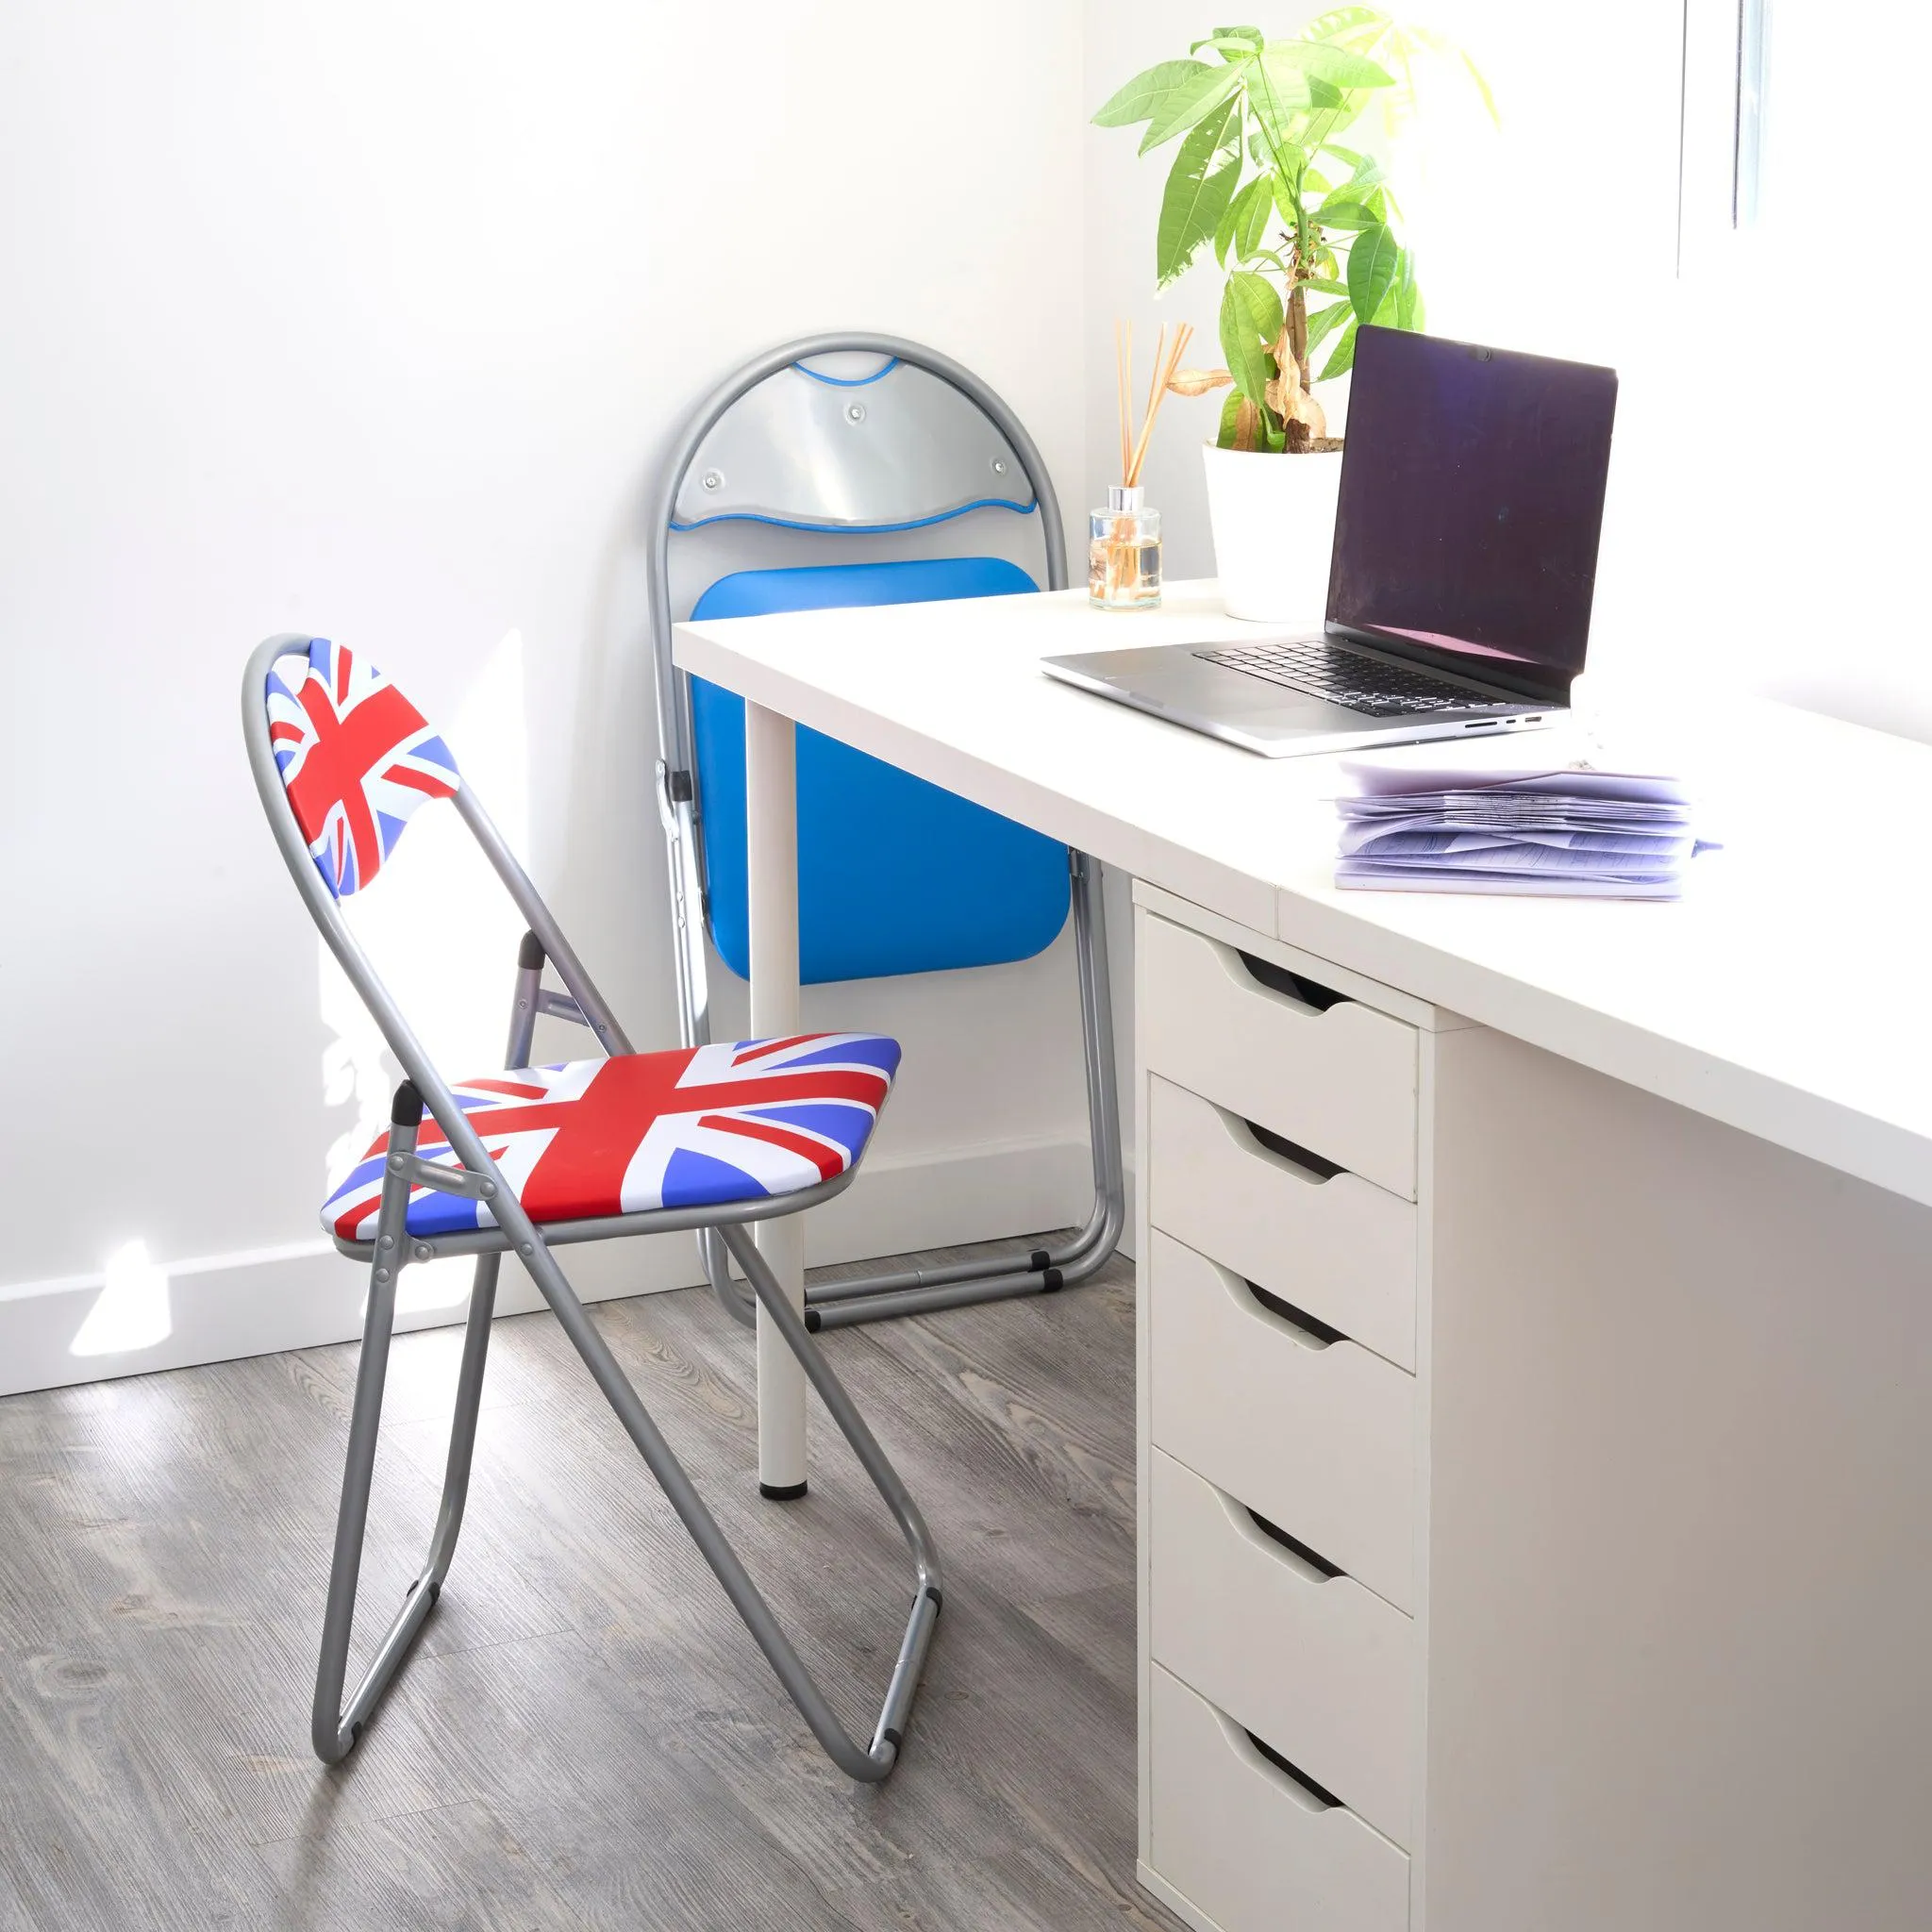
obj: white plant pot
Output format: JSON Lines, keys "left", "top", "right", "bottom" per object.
{"left": 1201, "top": 440, "right": 1344, "bottom": 624}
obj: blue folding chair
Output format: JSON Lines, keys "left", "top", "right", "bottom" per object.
{"left": 646, "top": 334, "right": 1124, "bottom": 1332}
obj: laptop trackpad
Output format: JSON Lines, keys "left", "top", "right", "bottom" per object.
{"left": 1124, "top": 662, "right": 1351, "bottom": 724}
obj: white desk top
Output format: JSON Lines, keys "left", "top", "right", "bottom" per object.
{"left": 675, "top": 582, "right": 1932, "bottom": 1209}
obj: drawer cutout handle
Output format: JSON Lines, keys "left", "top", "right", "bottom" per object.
{"left": 1244, "top": 1277, "right": 1342, "bottom": 1349}
{"left": 1239, "top": 949, "right": 1347, "bottom": 1012}
{"left": 1241, "top": 1114, "right": 1343, "bottom": 1184}
{"left": 1210, "top": 1703, "right": 1344, "bottom": 1813}
{"left": 1245, "top": 1501, "right": 1345, "bottom": 1581}
{"left": 1209, "top": 1478, "right": 1344, "bottom": 1582}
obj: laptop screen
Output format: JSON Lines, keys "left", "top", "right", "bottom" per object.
{"left": 1325, "top": 326, "right": 1618, "bottom": 705}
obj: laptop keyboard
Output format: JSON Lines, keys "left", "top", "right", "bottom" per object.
{"left": 1193, "top": 639, "right": 1524, "bottom": 717}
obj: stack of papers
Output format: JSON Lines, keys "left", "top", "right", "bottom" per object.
{"left": 1334, "top": 761, "right": 1716, "bottom": 900}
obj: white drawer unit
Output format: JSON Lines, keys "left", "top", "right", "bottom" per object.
{"left": 1149, "top": 1449, "right": 1415, "bottom": 1850}
{"left": 1139, "top": 911, "right": 1420, "bottom": 1200}
{"left": 1149, "top": 1075, "right": 1418, "bottom": 1372}
{"left": 1148, "top": 1229, "right": 1415, "bottom": 1613}
{"left": 1138, "top": 897, "right": 1427, "bottom": 1931}
{"left": 1148, "top": 1665, "right": 1409, "bottom": 1932}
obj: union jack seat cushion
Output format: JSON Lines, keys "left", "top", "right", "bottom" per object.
{"left": 267, "top": 639, "right": 459, "bottom": 897}
{"left": 323, "top": 1033, "right": 900, "bottom": 1241}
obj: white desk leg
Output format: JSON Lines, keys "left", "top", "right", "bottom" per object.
{"left": 745, "top": 700, "right": 808, "bottom": 1497}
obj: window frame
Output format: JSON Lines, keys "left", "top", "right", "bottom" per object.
{"left": 1676, "top": 0, "right": 1771, "bottom": 272}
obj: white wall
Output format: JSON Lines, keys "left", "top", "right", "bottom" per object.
{"left": 12, "top": 1, "right": 1924, "bottom": 1390}
{"left": 0, "top": 0, "right": 1093, "bottom": 1387}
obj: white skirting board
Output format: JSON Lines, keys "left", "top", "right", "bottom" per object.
{"left": 0, "top": 1137, "right": 1136, "bottom": 1399}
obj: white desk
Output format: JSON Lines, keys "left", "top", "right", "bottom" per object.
{"left": 675, "top": 582, "right": 1932, "bottom": 1932}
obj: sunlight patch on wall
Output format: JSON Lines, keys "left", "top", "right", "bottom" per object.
{"left": 70, "top": 1241, "right": 173, "bottom": 1357}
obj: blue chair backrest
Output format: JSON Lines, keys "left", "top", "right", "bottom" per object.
{"left": 689, "top": 557, "right": 1069, "bottom": 985}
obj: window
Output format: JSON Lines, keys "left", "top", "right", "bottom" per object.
{"left": 1659, "top": 0, "right": 1932, "bottom": 736}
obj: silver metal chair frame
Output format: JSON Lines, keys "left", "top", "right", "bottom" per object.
{"left": 646, "top": 333, "right": 1125, "bottom": 1334}
{"left": 243, "top": 635, "right": 940, "bottom": 1781}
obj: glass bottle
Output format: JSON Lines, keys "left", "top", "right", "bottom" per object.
{"left": 1088, "top": 484, "right": 1162, "bottom": 610}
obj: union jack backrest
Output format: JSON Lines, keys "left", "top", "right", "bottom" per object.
{"left": 265, "top": 639, "right": 461, "bottom": 897}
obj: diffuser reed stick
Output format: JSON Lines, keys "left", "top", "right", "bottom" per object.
{"left": 1122, "top": 321, "right": 1191, "bottom": 490}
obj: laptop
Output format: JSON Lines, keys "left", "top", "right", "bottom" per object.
{"left": 1041, "top": 325, "right": 1619, "bottom": 758}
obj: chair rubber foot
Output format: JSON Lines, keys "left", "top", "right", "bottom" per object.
{"left": 759, "top": 1479, "right": 808, "bottom": 1502}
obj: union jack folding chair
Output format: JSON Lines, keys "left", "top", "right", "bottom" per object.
{"left": 242, "top": 633, "right": 940, "bottom": 1779}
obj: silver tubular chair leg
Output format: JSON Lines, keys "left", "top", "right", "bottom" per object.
{"left": 312, "top": 1101, "right": 503, "bottom": 1763}
{"left": 697, "top": 848, "right": 1125, "bottom": 1335}
{"left": 312, "top": 935, "right": 540, "bottom": 1764}
{"left": 504, "top": 1201, "right": 940, "bottom": 1779}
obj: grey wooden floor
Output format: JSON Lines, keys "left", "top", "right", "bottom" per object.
{"left": 0, "top": 1240, "right": 1182, "bottom": 1931}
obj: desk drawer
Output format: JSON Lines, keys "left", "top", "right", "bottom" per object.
{"left": 1150, "top": 1076, "right": 1417, "bottom": 1371}
{"left": 1151, "top": 1449, "right": 1413, "bottom": 1849}
{"left": 1149, "top": 1664, "right": 1408, "bottom": 1932}
{"left": 1149, "top": 1230, "right": 1415, "bottom": 1612}
{"left": 1140, "top": 913, "right": 1418, "bottom": 1200}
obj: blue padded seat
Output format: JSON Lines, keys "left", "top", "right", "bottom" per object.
{"left": 689, "top": 557, "right": 1069, "bottom": 985}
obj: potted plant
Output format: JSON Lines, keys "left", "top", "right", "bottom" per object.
{"left": 1093, "top": 12, "right": 1491, "bottom": 620}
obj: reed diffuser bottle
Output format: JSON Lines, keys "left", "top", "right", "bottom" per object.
{"left": 1089, "top": 486, "right": 1160, "bottom": 610}
{"left": 1090, "top": 319, "right": 1191, "bottom": 610}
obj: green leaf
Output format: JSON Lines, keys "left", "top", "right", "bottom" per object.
{"left": 1311, "top": 197, "right": 1385, "bottom": 229}
{"left": 1394, "top": 249, "right": 1424, "bottom": 331}
{"left": 1141, "top": 58, "right": 1244, "bottom": 152}
{"left": 1262, "top": 39, "right": 1392, "bottom": 90}
{"left": 1298, "top": 6, "right": 1385, "bottom": 42}
{"left": 1218, "top": 174, "right": 1272, "bottom": 266}
{"left": 1346, "top": 223, "right": 1400, "bottom": 323}
{"left": 1305, "top": 298, "right": 1352, "bottom": 351}
{"left": 1191, "top": 33, "right": 1261, "bottom": 61}
{"left": 1246, "top": 53, "right": 1314, "bottom": 148}
{"left": 1319, "top": 315, "right": 1360, "bottom": 380}
{"left": 1156, "top": 102, "right": 1242, "bottom": 285}
{"left": 1304, "top": 275, "right": 1348, "bottom": 295}
{"left": 1092, "top": 59, "right": 1208, "bottom": 128}
{"left": 1219, "top": 270, "right": 1284, "bottom": 419}
{"left": 1315, "top": 161, "right": 1379, "bottom": 211}
{"left": 1216, "top": 387, "right": 1246, "bottom": 449}
{"left": 1213, "top": 172, "right": 1244, "bottom": 267}
{"left": 1271, "top": 172, "right": 1304, "bottom": 229}
{"left": 1237, "top": 171, "right": 1275, "bottom": 256}
{"left": 1461, "top": 48, "right": 1501, "bottom": 127}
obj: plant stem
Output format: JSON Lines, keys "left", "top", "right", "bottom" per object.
{"left": 1282, "top": 279, "right": 1312, "bottom": 452}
